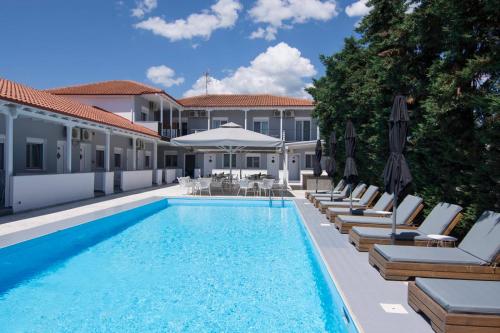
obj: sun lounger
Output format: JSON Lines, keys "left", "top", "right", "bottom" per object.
{"left": 408, "top": 278, "right": 500, "bottom": 333}
{"left": 312, "top": 183, "right": 366, "bottom": 208}
{"left": 305, "top": 179, "right": 345, "bottom": 199}
{"left": 369, "top": 211, "right": 500, "bottom": 281}
{"left": 318, "top": 185, "right": 379, "bottom": 213}
{"left": 334, "top": 195, "right": 424, "bottom": 233}
{"left": 349, "top": 202, "right": 463, "bottom": 251}
{"left": 308, "top": 184, "right": 350, "bottom": 203}
{"left": 326, "top": 192, "right": 394, "bottom": 220}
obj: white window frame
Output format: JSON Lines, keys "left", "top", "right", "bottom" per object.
{"left": 95, "top": 145, "right": 105, "bottom": 170}
{"left": 295, "top": 117, "right": 312, "bottom": 142}
{"left": 212, "top": 117, "right": 228, "bottom": 129}
{"left": 304, "top": 152, "right": 315, "bottom": 169}
{"left": 164, "top": 151, "right": 178, "bottom": 168}
{"left": 253, "top": 117, "right": 269, "bottom": 135}
{"left": 223, "top": 153, "right": 237, "bottom": 168}
{"left": 144, "top": 150, "right": 152, "bottom": 169}
{"left": 26, "top": 137, "right": 46, "bottom": 171}
{"left": 245, "top": 153, "right": 260, "bottom": 169}
{"left": 113, "top": 147, "right": 123, "bottom": 169}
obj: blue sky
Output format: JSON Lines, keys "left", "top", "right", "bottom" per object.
{"left": 0, "top": 0, "right": 370, "bottom": 98}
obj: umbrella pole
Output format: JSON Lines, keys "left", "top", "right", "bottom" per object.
{"left": 229, "top": 146, "right": 233, "bottom": 193}
{"left": 391, "top": 195, "right": 397, "bottom": 244}
{"left": 330, "top": 179, "right": 334, "bottom": 201}
{"left": 315, "top": 177, "right": 319, "bottom": 193}
{"left": 349, "top": 183, "right": 353, "bottom": 213}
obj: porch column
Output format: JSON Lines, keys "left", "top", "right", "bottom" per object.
{"left": 153, "top": 140, "right": 158, "bottom": 169}
{"left": 132, "top": 137, "right": 136, "bottom": 170}
{"left": 207, "top": 110, "right": 211, "bottom": 129}
{"left": 178, "top": 109, "right": 182, "bottom": 136}
{"left": 244, "top": 109, "right": 248, "bottom": 129}
{"left": 4, "top": 107, "right": 17, "bottom": 207}
{"left": 316, "top": 123, "right": 320, "bottom": 140}
{"left": 169, "top": 102, "right": 173, "bottom": 135}
{"left": 159, "top": 97, "right": 163, "bottom": 136}
{"left": 280, "top": 109, "right": 284, "bottom": 140}
{"left": 65, "top": 124, "right": 73, "bottom": 173}
{"left": 105, "top": 131, "right": 111, "bottom": 172}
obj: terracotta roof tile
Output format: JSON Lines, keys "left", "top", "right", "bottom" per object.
{"left": 178, "top": 94, "right": 314, "bottom": 108}
{"left": 0, "top": 78, "right": 159, "bottom": 138}
{"left": 46, "top": 80, "right": 165, "bottom": 96}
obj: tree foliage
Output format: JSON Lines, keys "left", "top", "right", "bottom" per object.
{"left": 307, "top": 0, "right": 499, "bottom": 236}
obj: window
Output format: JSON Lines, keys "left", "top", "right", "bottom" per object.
{"left": 253, "top": 118, "right": 269, "bottom": 135}
{"left": 145, "top": 155, "right": 151, "bottom": 169}
{"left": 140, "top": 106, "right": 148, "bottom": 121}
{"left": 223, "top": 154, "right": 236, "bottom": 168}
{"left": 165, "top": 155, "right": 177, "bottom": 167}
{"left": 305, "top": 153, "right": 314, "bottom": 169}
{"left": 26, "top": 138, "right": 44, "bottom": 170}
{"left": 295, "top": 119, "right": 311, "bottom": 141}
{"left": 114, "top": 153, "right": 122, "bottom": 168}
{"left": 212, "top": 117, "right": 228, "bottom": 129}
{"left": 246, "top": 155, "right": 260, "bottom": 168}
{"left": 96, "top": 148, "right": 105, "bottom": 169}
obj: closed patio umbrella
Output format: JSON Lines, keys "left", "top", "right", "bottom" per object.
{"left": 326, "top": 132, "right": 337, "bottom": 201}
{"left": 343, "top": 120, "right": 358, "bottom": 212}
{"left": 383, "top": 95, "right": 412, "bottom": 243}
{"left": 313, "top": 139, "right": 323, "bottom": 193}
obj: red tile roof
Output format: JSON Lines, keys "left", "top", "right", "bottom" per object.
{"left": 178, "top": 94, "right": 314, "bottom": 108}
{"left": 46, "top": 80, "right": 170, "bottom": 97}
{"left": 0, "top": 78, "right": 159, "bottom": 138}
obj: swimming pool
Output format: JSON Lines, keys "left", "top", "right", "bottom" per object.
{"left": 0, "top": 198, "right": 358, "bottom": 332}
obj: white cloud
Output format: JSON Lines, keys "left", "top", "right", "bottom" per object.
{"left": 183, "top": 42, "right": 316, "bottom": 98}
{"left": 345, "top": 0, "right": 371, "bottom": 17}
{"left": 405, "top": 1, "right": 421, "bottom": 14}
{"left": 134, "top": 0, "right": 242, "bottom": 41}
{"left": 248, "top": 0, "right": 338, "bottom": 40}
{"left": 131, "top": 0, "right": 157, "bottom": 18}
{"left": 146, "top": 65, "right": 184, "bottom": 87}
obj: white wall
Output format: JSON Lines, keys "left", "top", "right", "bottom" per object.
{"left": 118, "top": 170, "right": 152, "bottom": 191}
{"left": 61, "top": 95, "right": 134, "bottom": 121}
{"left": 12, "top": 173, "right": 95, "bottom": 212}
{"left": 94, "top": 171, "right": 114, "bottom": 194}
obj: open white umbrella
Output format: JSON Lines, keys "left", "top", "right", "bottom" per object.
{"left": 171, "top": 122, "right": 282, "bottom": 184}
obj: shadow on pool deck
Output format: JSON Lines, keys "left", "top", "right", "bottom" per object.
{"left": 294, "top": 198, "right": 433, "bottom": 333}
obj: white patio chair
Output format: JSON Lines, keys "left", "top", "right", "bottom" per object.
{"left": 210, "top": 178, "right": 224, "bottom": 194}
{"left": 259, "top": 179, "right": 275, "bottom": 197}
{"left": 177, "top": 177, "right": 194, "bottom": 195}
{"left": 196, "top": 178, "right": 212, "bottom": 196}
{"left": 237, "top": 179, "right": 253, "bottom": 196}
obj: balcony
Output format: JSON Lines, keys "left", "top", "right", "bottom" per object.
{"left": 135, "top": 121, "right": 161, "bottom": 134}
{"left": 161, "top": 129, "right": 179, "bottom": 138}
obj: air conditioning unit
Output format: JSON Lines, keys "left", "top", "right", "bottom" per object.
{"left": 198, "top": 110, "right": 208, "bottom": 117}
{"left": 189, "top": 111, "right": 199, "bottom": 118}
{"left": 71, "top": 127, "right": 81, "bottom": 141}
{"left": 81, "top": 129, "right": 92, "bottom": 141}
{"left": 284, "top": 110, "right": 295, "bottom": 118}
{"left": 273, "top": 110, "right": 282, "bottom": 117}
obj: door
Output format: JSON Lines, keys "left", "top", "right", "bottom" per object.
{"left": 79, "top": 143, "right": 91, "bottom": 172}
{"left": 266, "top": 153, "right": 279, "bottom": 179}
{"left": 137, "top": 150, "right": 145, "bottom": 170}
{"left": 56, "top": 141, "right": 66, "bottom": 173}
{"left": 203, "top": 153, "right": 216, "bottom": 176}
{"left": 185, "top": 154, "right": 196, "bottom": 178}
{"left": 288, "top": 153, "right": 300, "bottom": 181}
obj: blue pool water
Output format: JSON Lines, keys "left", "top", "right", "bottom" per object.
{"left": 0, "top": 199, "right": 358, "bottom": 332}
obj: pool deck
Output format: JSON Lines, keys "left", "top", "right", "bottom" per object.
{"left": 293, "top": 196, "right": 433, "bottom": 333}
{"left": 0, "top": 185, "right": 433, "bottom": 333}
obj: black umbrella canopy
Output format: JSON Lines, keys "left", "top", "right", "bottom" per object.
{"left": 343, "top": 120, "right": 358, "bottom": 185}
{"left": 326, "top": 131, "right": 337, "bottom": 178}
{"left": 313, "top": 139, "right": 323, "bottom": 177}
{"left": 383, "top": 95, "right": 412, "bottom": 199}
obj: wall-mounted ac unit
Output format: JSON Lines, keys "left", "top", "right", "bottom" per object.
{"left": 273, "top": 110, "right": 282, "bottom": 117}
{"left": 284, "top": 110, "right": 295, "bottom": 118}
{"left": 198, "top": 110, "right": 208, "bottom": 117}
{"left": 72, "top": 127, "right": 81, "bottom": 141}
{"left": 81, "top": 129, "right": 92, "bottom": 141}
{"left": 189, "top": 111, "right": 199, "bottom": 118}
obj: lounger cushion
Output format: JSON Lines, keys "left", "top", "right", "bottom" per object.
{"left": 417, "top": 203, "right": 462, "bottom": 235}
{"left": 395, "top": 195, "right": 423, "bottom": 224}
{"left": 372, "top": 192, "right": 394, "bottom": 211}
{"left": 350, "top": 184, "right": 366, "bottom": 198}
{"left": 415, "top": 278, "right": 500, "bottom": 314}
{"left": 357, "top": 185, "right": 378, "bottom": 205}
{"left": 458, "top": 211, "right": 500, "bottom": 263}
{"left": 374, "top": 245, "right": 487, "bottom": 265}
{"left": 351, "top": 227, "right": 424, "bottom": 240}
{"left": 337, "top": 216, "right": 393, "bottom": 225}
{"left": 321, "top": 201, "right": 367, "bottom": 208}
{"left": 328, "top": 208, "right": 386, "bottom": 215}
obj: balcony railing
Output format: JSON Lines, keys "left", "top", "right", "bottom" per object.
{"left": 161, "top": 129, "right": 179, "bottom": 138}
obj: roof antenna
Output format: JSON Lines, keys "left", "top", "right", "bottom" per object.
{"left": 203, "top": 69, "right": 211, "bottom": 95}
